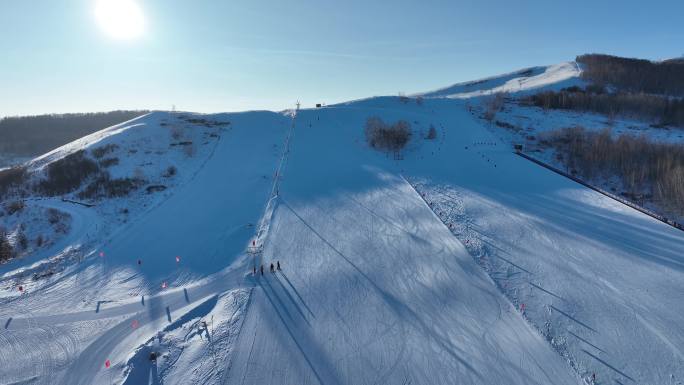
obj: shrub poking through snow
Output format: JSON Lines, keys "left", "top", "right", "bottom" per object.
{"left": 47, "top": 208, "right": 68, "bottom": 229}
{"left": 171, "top": 127, "right": 183, "bottom": 141}
{"left": 17, "top": 232, "right": 28, "bottom": 251}
{"left": 0, "top": 166, "right": 27, "bottom": 201}
{"left": 35, "top": 234, "right": 44, "bottom": 247}
{"left": 91, "top": 144, "right": 119, "bottom": 159}
{"left": 163, "top": 165, "right": 177, "bottom": 178}
{"left": 364, "top": 117, "right": 412, "bottom": 152}
{"left": 5, "top": 200, "right": 25, "bottom": 215}
{"left": 484, "top": 92, "right": 506, "bottom": 122}
{"left": 183, "top": 142, "right": 196, "bottom": 158}
{"left": 180, "top": 116, "right": 230, "bottom": 127}
{"left": 79, "top": 174, "right": 145, "bottom": 199}
{"left": 146, "top": 185, "right": 167, "bottom": 194}
{"left": 39, "top": 150, "right": 100, "bottom": 196}
{"left": 99, "top": 157, "right": 119, "bottom": 168}
{"left": 0, "top": 232, "right": 13, "bottom": 262}
{"left": 426, "top": 125, "right": 437, "bottom": 140}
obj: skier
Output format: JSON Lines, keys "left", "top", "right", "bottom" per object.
{"left": 260, "top": 265, "right": 264, "bottom": 276}
{"left": 277, "top": 261, "right": 281, "bottom": 270}
{"left": 137, "top": 259, "right": 142, "bottom": 265}
{"left": 253, "top": 266, "right": 256, "bottom": 275}
{"left": 270, "top": 263, "right": 275, "bottom": 273}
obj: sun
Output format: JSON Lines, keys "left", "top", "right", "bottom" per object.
{"left": 95, "top": 0, "right": 144, "bottom": 40}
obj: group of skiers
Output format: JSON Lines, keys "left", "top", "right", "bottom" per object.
{"left": 254, "top": 260, "right": 281, "bottom": 276}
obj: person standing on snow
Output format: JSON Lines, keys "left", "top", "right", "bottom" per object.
{"left": 277, "top": 261, "right": 281, "bottom": 270}
{"left": 260, "top": 265, "right": 264, "bottom": 276}
{"left": 270, "top": 263, "right": 275, "bottom": 273}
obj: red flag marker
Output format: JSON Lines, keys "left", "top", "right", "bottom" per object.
{"left": 18, "top": 285, "right": 23, "bottom": 292}
{"left": 161, "top": 281, "right": 167, "bottom": 289}
{"left": 105, "top": 359, "right": 110, "bottom": 369}
{"left": 132, "top": 320, "right": 139, "bottom": 329}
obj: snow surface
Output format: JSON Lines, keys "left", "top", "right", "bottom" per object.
{"left": 1, "top": 61, "right": 683, "bottom": 385}
{"left": 421, "top": 61, "right": 583, "bottom": 99}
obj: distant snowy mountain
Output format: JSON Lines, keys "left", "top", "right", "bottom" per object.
{"left": 1, "top": 60, "right": 682, "bottom": 385}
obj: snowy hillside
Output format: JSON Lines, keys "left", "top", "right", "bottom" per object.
{"left": 421, "top": 61, "right": 583, "bottom": 98}
{"left": 1, "top": 62, "right": 683, "bottom": 385}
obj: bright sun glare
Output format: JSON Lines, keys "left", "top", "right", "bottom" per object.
{"left": 95, "top": 0, "right": 144, "bottom": 40}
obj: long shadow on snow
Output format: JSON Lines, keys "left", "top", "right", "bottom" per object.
{"left": 279, "top": 271, "right": 316, "bottom": 319}
{"left": 257, "top": 277, "right": 337, "bottom": 385}
{"left": 548, "top": 305, "right": 598, "bottom": 333}
{"left": 581, "top": 349, "right": 635, "bottom": 382}
{"left": 469, "top": 185, "right": 684, "bottom": 273}
{"left": 281, "top": 199, "right": 482, "bottom": 379}
{"left": 527, "top": 194, "right": 684, "bottom": 272}
{"left": 262, "top": 274, "right": 309, "bottom": 326}
{"left": 271, "top": 273, "right": 313, "bottom": 323}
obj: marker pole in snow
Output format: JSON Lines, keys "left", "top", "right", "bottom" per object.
{"left": 104, "top": 359, "right": 112, "bottom": 385}
{"left": 251, "top": 240, "right": 257, "bottom": 274}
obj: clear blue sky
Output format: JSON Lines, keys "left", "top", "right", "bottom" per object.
{"left": 1, "top": 0, "right": 683, "bottom": 117}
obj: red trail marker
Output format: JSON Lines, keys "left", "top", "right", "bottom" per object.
{"left": 104, "top": 359, "right": 110, "bottom": 369}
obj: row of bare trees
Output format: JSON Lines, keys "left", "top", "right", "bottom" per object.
{"left": 0, "top": 232, "right": 12, "bottom": 263}
{"left": 0, "top": 111, "right": 147, "bottom": 157}
{"left": 577, "top": 54, "right": 684, "bottom": 96}
{"left": 540, "top": 127, "right": 684, "bottom": 214}
{"left": 528, "top": 89, "right": 684, "bottom": 127}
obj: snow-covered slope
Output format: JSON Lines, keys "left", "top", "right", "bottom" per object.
{"left": 1, "top": 61, "right": 683, "bottom": 385}
{"left": 0, "top": 110, "right": 291, "bottom": 384}
{"left": 421, "top": 61, "right": 583, "bottom": 98}
{"left": 227, "top": 103, "right": 579, "bottom": 385}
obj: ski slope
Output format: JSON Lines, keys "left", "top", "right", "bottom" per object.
{"left": 1, "top": 62, "right": 683, "bottom": 385}
{"left": 0, "top": 111, "right": 291, "bottom": 384}
{"left": 228, "top": 104, "right": 579, "bottom": 385}
{"left": 421, "top": 61, "right": 583, "bottom": 98}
